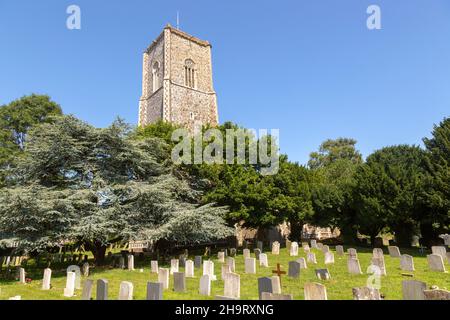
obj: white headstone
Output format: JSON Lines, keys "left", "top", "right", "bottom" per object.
{"left": 304, "top": 282, "right": 327, "bottom": 300}
{"left": 185, "top": 260, "right": 195, "bottom": 278}
{"left": 289, "top": 242, "right": 298, "bottom": 256}
{"left": 431, "top": 246, "right": 447, "bottom": 260}
{"left": 271, "top": 276, "right": 281, "bottom": 294}
{"left": 307, "top": 252, "right": 317, "bottom": 264}
{"left": 18, "top": 267, "right": 25, "bottom": 284}
{"left": 259, "top": 253, "right": 269, "bottom": 267}
{"left": 227, "top": 257, "right": 235, "bottom": 272}
{"left": 66, "top": 265, "right": 81, "bottom": 289}
{"left": 347, "top": 258, "right": 363, "bottom": 274}
{"left": 297, "top": 257, "right": 307, "bottom": 269}
{"left": 223, "top": 272, "right": 240, "bottom": 299}
{"left": 151, "top": 260, "right": 158, "bottom": 273}
{"left": 64, "top": 271, "right": 76, "bottom": 297}
{"left": 310, "top": 240, "right": 318, "bottom": 249}
{"left": 118, "top": 281, "right": 134, "bottom": 300}
{"left": 203, "top": 260, "right": 217, "bottom": 281}
{"left": 221, "top": 264, "right": 231, "bottom": 280}
{"left": 303, "top": 244, "right": 310, "bottom": 253}
{"left": 158, "top": 268, "right": 170, "bottom": 289}
{"left": 324, "top": 252, "right": 334, "bottom": 264}
{"left": 218, "top": 252, "right": 225, "bottom": 263}
{"left": 127, "top": 255, "right": 135, "bottom": 271}
{"left": 42, "top": 268, "right": 52, "bottom": 290}
{"left": 199, "top": 274, "right": 211, "bottom": 296}
{"left": 245, "top": 257, "right": 256, "bottom": 274}
{"left": 400, "top": 254, "right": 415, "bottom": 272}
{"left": 427, "top": 254, "right": 446, "bottom": 272}
{"left": 170, "top": 259, "right": 179, "bottom": 274}
{"left": 272, "top": 241, "right": 280, "bottom": 255}
{"left": 348, "top": 248, "right": 358, "bottom": 259}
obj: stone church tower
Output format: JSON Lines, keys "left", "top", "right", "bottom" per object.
{"left": 138, "top": 25, "right": 219, "bottom": 133}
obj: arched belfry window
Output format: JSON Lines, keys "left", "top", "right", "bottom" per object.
{"left": 184, "top": 59, "right": 196, "bottom": 88}
{"left": 152, "top": 61, "right": 160, "bottom": 93}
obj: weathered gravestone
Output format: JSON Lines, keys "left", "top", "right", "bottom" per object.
{"left": 335, "top": 245, "right": 344, "bottom": 256}
{"left": 82, "top": 262, "right": 89, "bottom": 277}
{"left": 289, "top": 242, "right": 298, "bottom": 256}
{"left": 18, "top": 268, "right": 25, "bottom": 284}
{"left": 286, "top": 240, "right": 292, "bottom": 251}
{"left": 146, "top": 282, "right": 163, "bottom": 300}
{"left": 272, "top": 241, "right": 280, "bottom": 255}
{"left": 322, "top": 245, "right": 330, "bottom": 253}
{"left": 118, "top": 256, "right": 125, "bottom": 269}
{"left": 304, "top": 282, "right": 327, "bottom": 300}
{"left": 185, "top": 260, "right": 194, "bottom": 278}
{"left": 96, "top": 279, "right": 108, "bottom": 300}
{"left": 288, "top": 261, "right": 300, "bottom": 278}
{"left": 217, "top": 252, "right": 225, "bottom": 263}
{"left": 64, "top": 271, "right": 76, "bottom": 297}
{"left": 203, "top": 260, "right": 217, "bottom": 280}
{"left": 67, "top": 265, "right": 81, "bottom": 289}
{"left": 170, "top": 259, "right": 179, "bottom": 274}
{"left": 223, "top": 272, "right": 240, "bottom": 299}
{"left": 423, "top": 289, "right": 450, "bottom": 300}
{"left": 402, "top": 280, "right": 426, "bottom": 300}
{"left": 227, "top": 257, "right": 235, "bottom": 272}
{"left": 229, "top": 248, "right": 237, "bottom": 257}
{"left": 127, "top": 254, "right": 134, "bottom": 271}
{"left": 254, "top": 249, "right": 261, "bottom": 260}
{"left": 199, "top": 274, "right": 211, "bottom": 296}
{"left": 258, "top": 277, "right": 273, "bottom": 300}
{"left": 352, "top": 287, "right": 381, "bottom": 300}
{"left": 371, "top": 257, "right": 387, "bottom": 275}
{"left": 400, "top": 254, "right": 415, "bottom": 272}
{"left": 194, "top": 256, "right": 202, "bottom": 269}
{"left": 151, "top": 260, "right": 158, "bottom": 273}
{"left": 307, "top": 252, "right": 317, "bottom": 264}
{"left": 179, "top": 254, "right": 186, "bottom": 268}
{"left": 158, "top": 268, "right": 170, "bottom": 289}
{"left": 347, "top": 258, "right": 363, "bottom": 274}
{"left": 243, "top": 249, "right": 250, "bottom": 259}
{"left": 81, "top": 279, "right": 94, "bottom": 300}
{"left": 427, "top": 254, "right": 446, "bottom": 272}
{"left": 261, "top": 292, "right": 293, "bottom": 300}
{"left": 118, "top": 281, "right": 134, "bottom": 300}
{"left": 259, "top": 253, "right": 269, "bottom": 267}
{"left": 42, "top": 268, "right": 52, "bottom": 290}
{"left": 221, "top": 264, "right": 231, "bottom": 280}
{"left": 244, "top": 258, "right": 256, "bottom": 274}
{"left": 173, "top": 272, "right": 186, "bottom": 292}
{"left": 431, "top": 246, "right": 447, "bottom": 260}
{"left": 303, "top": 244, "right": 310, "bottom": 253}
{"left": 257, "top": 241, "right": 263, "bottom": 252}
{"left": 271, "top": 276, "right": 281, "bottom": 294}
{"left": 348, "top": 248, "right": 358, "bottom": 259}
{"left": 324, "top": 252, "right": 334, "bottom": 264}
{"left": 297, "top": 257, "right": 307, "bottom": 269}
{"left": 315, "top": 269, "right": 331, "bottom": 280}
{"left": 373, "top": 248, "right": 384, "bottom": 260}
{"left": 388, "top": 246, "right": 401, "bottom": 258}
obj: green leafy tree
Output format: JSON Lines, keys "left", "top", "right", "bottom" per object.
{"left": 308, "top": 138, "right": 362, "bottom": 169}
{"left": 0, "top": 116, "right": 233, "bottom": 262}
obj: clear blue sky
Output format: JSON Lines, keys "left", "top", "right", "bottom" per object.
{"left": 1, "top": 0, "right": 449, "bottom": 165}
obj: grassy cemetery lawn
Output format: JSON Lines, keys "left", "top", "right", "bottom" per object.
{"left": 0, "top": 246, "right": 448, "bottom": 300}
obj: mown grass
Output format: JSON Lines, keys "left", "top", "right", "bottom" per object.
{"left": 0, "top": 246, "right": 448, "bottom": 300}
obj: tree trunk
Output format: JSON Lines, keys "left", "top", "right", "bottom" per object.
{"left": 86, "top": 241, "right": 108, "bottom": 265}
{"left": 289, "top": 220, "right": 303, "bottom": 242}
{"left": 393, "top": 224, "right": 414, "bottom": 248}
{"left": 370, "top": 233, "right": 377, "bottom": 247}
{"left": 420, "top": 222, "right": 441, "bottom": 248}
{"left": 340, "top": 226, "right": 358, "bottom": 244}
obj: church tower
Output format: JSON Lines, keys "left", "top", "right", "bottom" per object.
{"left": 138, "top": 25, "right": 219, "bottom": 133}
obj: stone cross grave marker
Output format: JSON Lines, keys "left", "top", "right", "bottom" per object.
{"left": 272, "top": 263, "right": 286, "bottom": 285}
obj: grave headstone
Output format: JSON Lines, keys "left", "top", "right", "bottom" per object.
{"left": 423, "top": 289, "right": 450, "bottom": 300}
{"left": 221, "top": 264, "right": 231, "bottom": 280}
{"left": 254, "top": 248, "right": 261, "bottom": 260}
{"left": 427, "top": 254, "right": 446, "bottom": 272}
{"left": 158, "top": 268, "right": 170, "bottom": 289}
{"left": 127, "top": 254, "right": 134, "bottom": 271}
{"left": 297, "top": 257, "right": 307, "bottom": 269}
{"left": 64, "top": 271, "right": 76, "bottom": 297}
{"left": 146, "top": 282, "right": 163, "bottom": 300}
{"left": 170, "top": 259, "right": 179, "bottom": 274}
{"left": 217, "top": 251, "right": 225, "bottom": 263}
{"left": 258, "top": 277, "right": 273, "bottom": 299}
{"left": 227, "top": 257, "right": 235, "bottom": 272}
{"left": 194, "top": 256, "right": 202, "bottom": 269}
{"left": 185, "top": 260, "right": 194, "bottom": 277}
{"left": 324, "top": 252, "right": 334, "bottom": 264}
{"left": 81, "top": 279, "right": 93, "bottom": 300}
{"left": 96, "top": 279, "right": 108, "bottom": 300}
{"left": 388, "top": 246, "right": 401, "bottom": 258}
{"left": 118, "top": 256, "right": 125, "bottom": 269}
{"left": 288, "top": 261, "right": 300, "bottom": 278}
{"left": 244, "top": 258, "right": 256, "bottom": 274}
{"left": 272, "top": 241, "right": 280, "bottom": 255}
{"left": 286, "top": 240, "right": 292, "bottom": 251}
{"left": 42, "top": 268, "right": 52, "bottom": 290}
{"left": 402, "top": 280, "right": 426, "bottom": 300}
{"left": 322, "top": 245, "right": 330, "bottom": 253}
{"left": 223, "top": 272, "right": 240, "bottom": 299}
{"left": 335, "top": 245, "right": 344, "bottom": 256}
{"left": 315, "top": 268, "right": 331, "bottom": 280}
{"left": 243, "top": 249, "right": 250, "bottom": 259}
{"left": 67, "top": 265, "right": 81, "bottom": 289}
{"left": 310, "top": 240, "right": 318, "bottom": 249}
{"left": 151, "top": 260, "right": 158, "bottom": 273}
{"left": 199, "top": 274, "right": 211, "bottom": 296}
{"left": 18, "top": 268, "right": 25, "bottom": 284}
{"left": 179, "top": 254, "right": 186, "bottom": 268}
{"left": 303, "top": 244, "right": 310, "bottom": 253}
{"left": 289, "top": 242, "right": 298, "bottom": 256}
{"left": 271, "top": 276, "right": 281, "bottom": 294}
{"left": 82, "top": 262, "right": 89, "bottom": 277}
{"left": 203, "top": 260, "right": 217, "bottom": 280}
{"left": 307, "top": 252, "right": 317, "bottom": 264}
{"left": 304, "top": 282, "right": 327, "bottom": 300}
{"left": 229, "top": 248, "right": 237, "bottom": 257}
{"left": 371, "top": 257, "right": 387, "bottom": 276}
{"left": 400, "top": 254, "right": 415, "bottom": 272}
{"left": 259, "top": 253, "right": 269, "bottom": 267}
{"left": 257, "top": 241, "right": 263, "bottom": 252}
{"left": 352, "top": 287, "right": 381, "bottom": 300}
{"left": 347, "top": 258, "right": 363, "bottom": 274}
{"left": 118, "top": 281, "right": 134, "bottom": 300}
{"left": 173, "top": 272, "right": 186, "bottom": 292}
{"left": 261, "top": 292, "right": 293, "bottom": 300}
{"left": 348, "top": 248, "right": 358, "bottom": 259}
{"left": 431, "top": 246, "right": 447, "bottom": 260}
{"left": 373, "top": 248, "right": 384, "bottom": 260}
